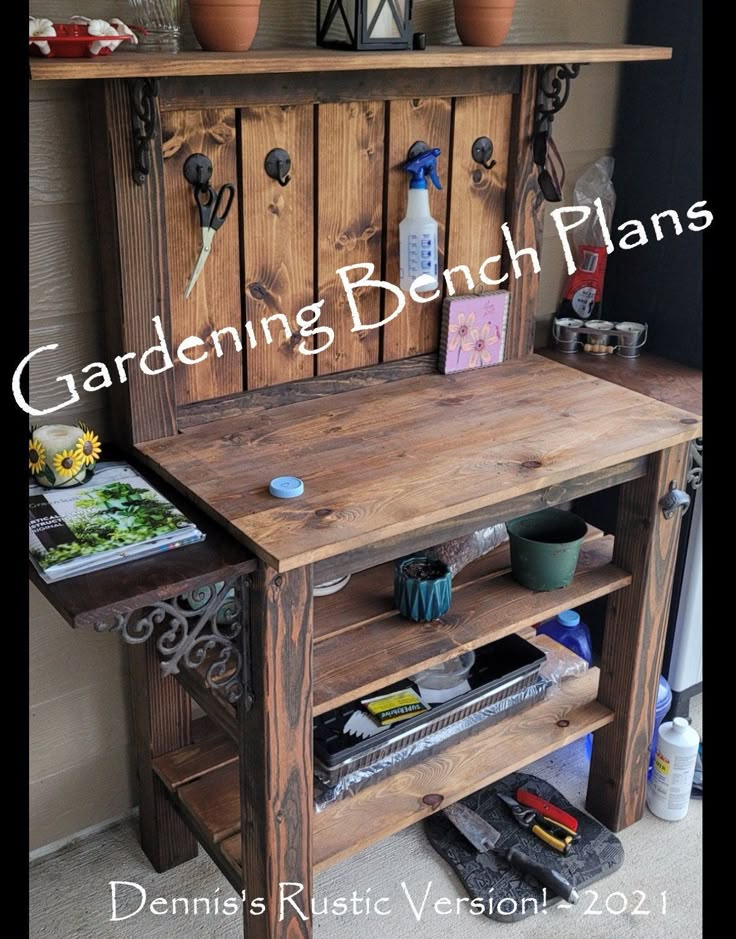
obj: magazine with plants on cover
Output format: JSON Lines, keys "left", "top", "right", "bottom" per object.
{"left": 29, "top": 461, "right": 205, "bottom": 583}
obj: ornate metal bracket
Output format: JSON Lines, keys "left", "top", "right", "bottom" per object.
{"left": 535, "top": 64, "right": 584, "bottom": 135}
{"left": 95, "top": 574, "right": 252, "bottom": 708}
{"left": 687, "top": 438, "right": 703, "bottom": 490}
{"left": 129, "top": 78, "right": 160, "bottom": 186}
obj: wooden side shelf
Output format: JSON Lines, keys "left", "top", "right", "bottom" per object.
{"left": 153, "top": 647, "right": 613, "bottom": 885}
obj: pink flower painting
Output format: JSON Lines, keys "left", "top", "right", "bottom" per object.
{"left": 439, "top": 292, "right": 509, "bottom": 374}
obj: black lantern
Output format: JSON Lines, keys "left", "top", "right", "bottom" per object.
{"left": 317, "top": 0, "right": 413, "bottom": 51}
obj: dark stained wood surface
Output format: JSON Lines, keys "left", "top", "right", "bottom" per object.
{"left": 382, "top": 97, "right": 452, "bottom": 360}
{"left": 128, "top": 640, "right": 198, "bottom": 872}
{"left": 314, "top": 536, "right": 629, "bottom": 715}
{"left": 157, "top": 67, "right": 521, "bottom": 111}
{"left": 317, "top": 101, "right": 384, "bottom": 374}
{"left": 540, "top": 349, "right": 703, "bottom": 416}
{"left": 137, "top": 356, "right": 702, "bottom": 571}
{"left": 241, "top": 105, "right": 315, "bottom": 388}
{"left": 88, "top": 81, "right": 177, "bottom": 443}
{"left": 30, "top": 44, "right": 673, "bottom": 81}
{"left": 240, "top": 564, "right": 313, "bottom": 939}
{"left": 29, "top": 455, "right": 256, "bottom": 629}
{"left": 587, "top": 443, "right": 691, "bottom": 830}
{"left": 161, "top": 108, "right": 243, "bottom": 404}
{"left": 504, "top": 66, "right": 544, "bottom": 358}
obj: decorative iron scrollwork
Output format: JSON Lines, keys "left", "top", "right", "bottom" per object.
{"left": 687, "top": 438, "right": 703, "bottom": 490}
{"left": 95, "top": 574, "right": 252, "bottom": 707}
{"left": 535, "top": 64, "right": 584, "bottom": 134}
{"left": 129, "top": 78, "right": 160, "bottom": 186}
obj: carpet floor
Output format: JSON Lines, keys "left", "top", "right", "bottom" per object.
{"left": 30, "top": 697, "right": 702, "bottom": 939}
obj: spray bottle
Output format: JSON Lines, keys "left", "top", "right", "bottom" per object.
{"left": 400, "top": 148, "right": 442, "bottom": 293}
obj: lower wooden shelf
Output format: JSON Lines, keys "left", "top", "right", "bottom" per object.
{"left": 153, "top": 662, "right": 613, "bottom": 887}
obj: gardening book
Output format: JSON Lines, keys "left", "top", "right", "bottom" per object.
{"left": 29, "top": 461, "right": 205, "bottom": 583}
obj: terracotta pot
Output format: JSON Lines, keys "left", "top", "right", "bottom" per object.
{"left": 189, "top": 0, "right": 261, "bottom": 53}
{"left": 454, "top": 0, "right": 516, "bottom": 47}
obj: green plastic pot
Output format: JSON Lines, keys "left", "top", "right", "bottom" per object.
{"left": 506, "top": 509, "right": 587, "bottom": 592}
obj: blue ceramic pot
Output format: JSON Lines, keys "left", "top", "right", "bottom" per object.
{"left": 394, "top": 555, "right": 452, "bottom": 622}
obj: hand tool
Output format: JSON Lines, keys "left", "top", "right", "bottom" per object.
{"left": 516, "top": 788, "right": 579, "bottom": 834}
{"left": 442, "top": 802, "right": 579, "bottom": 904}
{"left": 184, "top": 182, "right": 235, "bottom": 299}
{"left": 497, "top": 792, "right": 578, "bottom": 855}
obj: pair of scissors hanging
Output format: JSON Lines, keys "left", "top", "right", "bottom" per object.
{"left": 184, "top": 180, "right": 235, "bottom": 300}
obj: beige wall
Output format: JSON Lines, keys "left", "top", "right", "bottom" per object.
{"left": 29, "top": 0, "right": 631, "bottom": 852}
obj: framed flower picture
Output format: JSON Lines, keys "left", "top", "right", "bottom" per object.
{"left": 438, "top": 291, "right": 510, "bottom": 374}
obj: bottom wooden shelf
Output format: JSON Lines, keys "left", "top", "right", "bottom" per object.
{"left": 153, "top": 660, "right": 613, "bottom": 886}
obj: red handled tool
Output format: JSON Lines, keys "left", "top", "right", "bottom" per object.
{"left": 516, "top": 789, "right": 579, "bottom": 835}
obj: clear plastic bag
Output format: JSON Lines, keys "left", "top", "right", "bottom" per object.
{"left": 569, "top": 156, "right": 616, "bottom": 251}
{"left": 426, "top": 524, "right": 508, "bottom": 578}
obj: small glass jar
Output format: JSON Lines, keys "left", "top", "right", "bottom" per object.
{"left": 128, "top": 0, "right": 184, "bottom": 53}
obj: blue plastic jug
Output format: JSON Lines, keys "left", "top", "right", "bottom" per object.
{"left": 536, "top": 610, "right": 593, "bottom": 664}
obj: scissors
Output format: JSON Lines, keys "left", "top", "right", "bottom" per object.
{"left": 184, "top": 182, "right": 235, "bottom": 299}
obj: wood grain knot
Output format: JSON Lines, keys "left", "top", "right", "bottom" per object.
{"left": 680, "top": 418, "right": 698, "bottom": 425}
{"left": 422, "top": 794, "right": 444, "bottom": 809}
{"left": 248, "top": 283, "right": 267, "bottom": 301}
{"left": 273, "top": 575, "right": 284, "bottom": 588}
{"left": 275, "top": 810, "right": 285, "bottom": 823}
{"left": 522, "top": 460, "right": 543, "bottom": 469}
{"left": 222, "top": 433, "right": 242, "bottom": 445}
{"left": 315, "top": 508, "right": 333, "bottom": 518}
{"left": 556, "top": 720, "right": 571, "bottom": 728}
{"left": 472, "top": 169, "right": 483, "bottom": 184}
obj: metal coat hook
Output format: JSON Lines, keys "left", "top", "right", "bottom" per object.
{"left": 183, "top": 153, "right": 213, "bottom": 193}
{"left": 472, "top": 136, "right": 496, "bottom": 170}
{"left": 265, "top": 148, "right": 292, "bottom": 187}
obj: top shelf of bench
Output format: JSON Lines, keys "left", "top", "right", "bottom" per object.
{"left": 28, "top": 43, "right": 672, "bottom": 80}
{"left": 135, "top": 355, "right": 701, "bottom": 573}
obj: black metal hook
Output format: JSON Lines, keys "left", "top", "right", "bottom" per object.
{"left": 265, "top": 148, "right": 292, "bottom": 187}
{"left": 472, "top": 137, "right": 496, "bottom": 171}
{"left": 183, "top": 153, "right": 213, "bottom": 193}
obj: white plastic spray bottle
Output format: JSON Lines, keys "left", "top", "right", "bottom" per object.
{"left": 399, "top": 147, "right": 442, "bottom": 293}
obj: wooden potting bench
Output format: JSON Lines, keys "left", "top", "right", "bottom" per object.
{"left": 29, "top": 44, "right": 701, "bottom": 938}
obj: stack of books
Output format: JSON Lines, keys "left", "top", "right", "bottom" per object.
{"left": 29, "top": 461, "right": 205, "bottom": 583}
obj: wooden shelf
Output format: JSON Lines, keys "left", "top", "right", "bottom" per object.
{"left": 153, "top": 651, "right": 613, "bottom": 882}
{"left": 29, "top": 43, "right": 672, "bottom": 81}
{"left": 29, "top": 452, "right": 256, "bottom": 629}
{"left": 540, "top": 349, "right": 702, "bottom": 417}
{"left": 313, "top": 533, "right": 629, "bottom": 715}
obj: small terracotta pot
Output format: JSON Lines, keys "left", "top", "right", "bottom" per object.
{"left": 454, "top": 0, "right": 516, "bottom": 47}
{"left": 189, "top": 0, "right": 261, "bottom": 53}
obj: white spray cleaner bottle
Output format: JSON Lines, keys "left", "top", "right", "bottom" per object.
{"left": 646, "top": 717, "right": 700, "bottom": 821}
{"left": 400, "top": 148, "right": 442, "bottom": 293}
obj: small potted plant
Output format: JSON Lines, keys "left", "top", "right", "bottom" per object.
{"left": 394, "top": 555, "right": 452, "bottom": 623}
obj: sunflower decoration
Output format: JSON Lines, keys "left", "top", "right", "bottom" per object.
{"left": 52, "top": 448, "right": 83, "bottom": 480}
{"left": 75, "top": 428, "right": 102, "bottom": 466}
{"left": 30, "top": 423, "right": 100, "bottom": 488}
{"left": 29, "top": 437, "right": 46, "bottom": 475}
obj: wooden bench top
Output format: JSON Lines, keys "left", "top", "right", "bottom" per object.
{"left": 135, "top": 355, "right": 701, "bottom": 572}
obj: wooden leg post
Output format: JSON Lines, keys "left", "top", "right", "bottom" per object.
{"left": 586, "top": 443, "right": 690, "bottom": 830}
{"left": 241, "top": 564, "right": 314, "bottom": 939}
{"left": 128, "top": 641, "right": 198, "bottom": 871}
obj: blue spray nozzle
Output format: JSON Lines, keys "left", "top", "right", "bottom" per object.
{"left": 403, "top": 147, "right": 442, "bottom": 190}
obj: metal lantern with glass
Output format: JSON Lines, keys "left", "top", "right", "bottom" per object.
{"left": 317, "top": 0, "right": 413, "bottom": 51}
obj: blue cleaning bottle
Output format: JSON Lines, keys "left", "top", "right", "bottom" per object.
{"left": 400, "top": 148, "right": 442, "bottom": 293}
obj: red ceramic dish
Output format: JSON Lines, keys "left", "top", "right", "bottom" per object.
{"left": 29, "top": 24, "right": 134, "bottom": 58}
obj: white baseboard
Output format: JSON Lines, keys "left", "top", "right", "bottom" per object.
{"left": 29, "top": 808, "right": 139, "bottom": 864}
